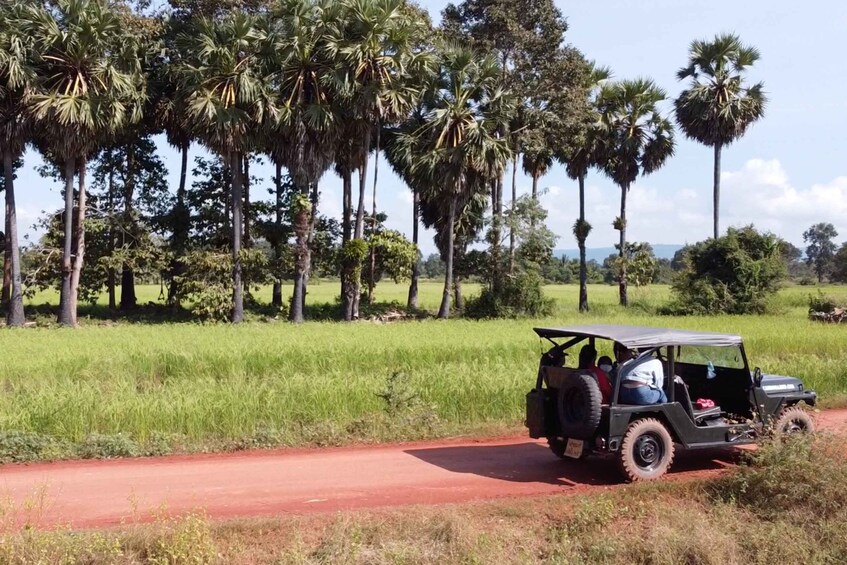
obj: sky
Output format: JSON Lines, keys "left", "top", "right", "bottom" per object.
{"left": 12, "top": 0, "right": 847, "bottom": 255}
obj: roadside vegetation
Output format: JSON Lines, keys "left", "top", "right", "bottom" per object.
{"left": 1, "top": 283, "right": 845, "bottom": 463}
{"left": 2, "top": 435, "right": 845, "bottom": 564}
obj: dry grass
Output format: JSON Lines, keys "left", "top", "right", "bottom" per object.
{"left": 2, "top": 435, "right": 846, "bottom": 564}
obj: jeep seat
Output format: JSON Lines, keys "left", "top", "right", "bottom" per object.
{"left": 674, "top": 379, "right": 722, "bottom": 423}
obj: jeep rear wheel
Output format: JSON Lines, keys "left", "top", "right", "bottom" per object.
{"left": 618, "top": 418, "right": 675, "bottom": 482}
{"left": 556, "top": 373, "right": 602, "bottom": 439}
{"left": 774, "top": 406, "right": 815, "bottom": 435}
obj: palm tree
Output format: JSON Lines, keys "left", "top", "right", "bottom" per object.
{"left": 25, "top": 0, "right": 145, "bottom": 326}
{"left": 173, "top": 12, "right": 273, "bottom": 323}
{"left": 595, "top": 78, "right": 675, "bottom": 307}
{"left": 0, "top": 0, "right": 34, "bottom": 327}
{"left": 268, "top": 0, "right": 343, "bottom": 323}
{"left": 675, "top": 33, "right": 766, "bottom": 239}
{"left": 559, "top": 62, "right": 610, "bottom": 312}
{"left": 411, "top": 45, "right": 511, "bottom": 319}
{"left": 332, "top": 0, "right": 426, "bottom": 313}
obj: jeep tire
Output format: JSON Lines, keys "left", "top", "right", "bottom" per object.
{"left": 774, "top": 406, "right": 815, "bottom": 435}
{"left": 556, "top": 373, "right": 602, "bottom": 439}
{"left": 618, "top": 418, "right": 675, "bottom": 482}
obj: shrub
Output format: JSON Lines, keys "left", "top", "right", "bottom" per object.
{"left": 664, "top": 225, "right": 786, "bottom": 315}
{"left": 465, "top": 270, "right": 555, "bottom": 318}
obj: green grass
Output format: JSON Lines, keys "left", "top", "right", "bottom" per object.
{"left": 2, "top": 282, "right": 847, "bottom": 460}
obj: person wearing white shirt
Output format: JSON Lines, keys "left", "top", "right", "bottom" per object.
{"left": 617, "top": 348, "right": 668, "bottom": 405}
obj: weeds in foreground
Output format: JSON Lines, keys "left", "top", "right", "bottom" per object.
{"left": 2, "top": 436, "right": 846, "bottom": 564}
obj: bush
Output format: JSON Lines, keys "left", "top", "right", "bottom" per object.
{"left": 465, "top": 270, "right": 555, "bottom": 318}
{"left": 664, "top": 226, "right": 786, "bottom": 315}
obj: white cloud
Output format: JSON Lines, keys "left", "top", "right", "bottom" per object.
{"left": 538, "top": 158, "right": 847, "bottom": 250}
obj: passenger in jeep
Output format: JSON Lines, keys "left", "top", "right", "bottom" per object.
{"left": 578, "top": 345, "right": 612, "bottom": 404}
{"left": 619, "top": 348, "right": 667, "bottom": 405}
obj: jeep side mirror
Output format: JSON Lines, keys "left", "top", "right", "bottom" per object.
{"left": 753, "top": 367, "right": 763, "bottom": 387}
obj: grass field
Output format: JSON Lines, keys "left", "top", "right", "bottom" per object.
{"left": 2, "top": 282, "right": 846, "bottom": 461}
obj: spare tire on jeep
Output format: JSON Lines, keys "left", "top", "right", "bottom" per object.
{"left": 556, "top": 372, "right": 602, "bottom": 439}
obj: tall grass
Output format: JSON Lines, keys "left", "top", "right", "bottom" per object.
{"left": 2, "top": 283, "right": 846, "bottom": 458}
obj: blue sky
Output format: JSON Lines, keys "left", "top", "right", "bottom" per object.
{"left": 13, "top": 0, "right": 847, "bottom": 254}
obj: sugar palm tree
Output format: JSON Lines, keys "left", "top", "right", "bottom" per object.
{"left": 25, "top": 0, "right": 145, "bottom": 326}
{"left": 173, "top": 12, "right": 274, "bottom": 323}
{"left": 595, "top": 78, "right": 675, "bottom": 307}
{"left": 268, "top": 0, "right": 344, "bottom": 323}
{"left": 560, "top": 62, "right": 610, "bottom": 312}
{"left": 331, "top": 0, "right": 426, "bottom": 312}
{"left": 411, "top": 45, "right": 511, "bottom": 319}
{"left": 0, "top": 0, "right": 35, "bottom": 327}
{"left": 675, "top": 33, "right": 766, "bottom": 239}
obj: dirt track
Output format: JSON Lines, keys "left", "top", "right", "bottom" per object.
{"left": 3, "top": 409, "right": 845, "bottom": 530}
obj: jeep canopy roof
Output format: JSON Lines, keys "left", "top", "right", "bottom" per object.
{"left": 533, "top": 324, "right": 743, "bottom": 349}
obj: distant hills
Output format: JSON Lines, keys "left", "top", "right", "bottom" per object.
{"left": 554, "top": 244, "right": 683, "bottom": 263}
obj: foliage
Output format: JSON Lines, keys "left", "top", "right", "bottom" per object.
{"left": 604, "top": 242, "right": 658, "bottom": 287}
{"left": 466, "top": 269, "right": 554, "bottom": 318}
{"left": 674, "top": 33, "right": 766, "bottom": 148}
{"left": 832, "top": 242, "right": 847, "bottom": 283}
{"left": 370, "top": 229, "right": 417, "bottom": 284}
{"left": 803, "top": 222, "right": 838, "bottom": 283}
{"left": 808, "top": 291, "right": 841, "bottom": 315}
{"left": 667, "top": 225, "right": 786, "bottom": 315}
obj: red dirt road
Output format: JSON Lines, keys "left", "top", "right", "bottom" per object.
{"left": 3, "top": 409, "right": 845, "bottom": 530}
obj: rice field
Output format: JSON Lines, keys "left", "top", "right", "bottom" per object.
{"left": 2, "top": 282, "right": 846, "bottom": 460}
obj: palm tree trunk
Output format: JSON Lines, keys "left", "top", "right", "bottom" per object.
{"left": 438, "top": 195, "right": 457, "bottom": 319}
{"left": 168, "top": 143, "right": 190, "bottom": 306}
{"left": 454, "top": 276, "right": 464, "bottom": 311}
{"left": 713, "top": 142, "right": 721, "bottom": 240}
{"left": 340, "top": 166, "right": 354, "bottom": 320}
{"left": 619, "top": 182, "right": 628, "bottom": 307}
{"left": 367, "top": 127, "right": 380, "bottom": 306}
{"left": 243, "top": 154, "right": 251, "bottom": 247}
{"left": 407, "top": 187, "right": 419, "bottom": 310}
{"left": 120, "top": 145, "right": 137, "bottom": 311}
{"left": 106, "top": 154, "right": 116, "bottom": 310}
{"left": 3, "top": 150, "right": 24, "bottom": 326}
{"left": 352, "top": 128, "right": 371, "bottom": 319}
{"left": 289, "top": 185, "right": 311, "bottom": 324}
{"left": 491, "top": 177, "right": 503, "bottom": 293}
{"left": 230, "top": 151, "right": 244, "bottom": 323}
{"left": 272, "top": 162, "right": 283, "bottom": 309}
{"left": 69, "top": 160, "right": 87, "bottom": 326}
{"left": 509, "top": 155, "right": 517, "bottom": 274}
{"left": 578, "top": 173, "right": 588, "bottom": 313}
{"left": 58, "top": 158, "right": 76, "bottom": 326}
{"left": 301, "top": 182, "right": 319, "bottom": 315}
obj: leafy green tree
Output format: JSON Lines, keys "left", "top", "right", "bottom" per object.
{"left": 595, "top": 78, "right": 675, "bottom": 306}
{"left": 803, "top": 222, "right": 838, "bottom": 283}
{"left": 604, "top": 242, "right": 657, "bottom": 287}
{"left": 675, "top": 33, "right": 766, "bottom": 239}
{"left": 831, "top": 242, "right": 847, "bottom": 284}
{"left": 26, "top": 0, "right": 146, "bottom": 326}
{"left": 442, "top": 0, "right": 587, "bottom": 293}
{"left": 88, "top": 135, "right": 170, "bottom": 309}
{"left": 0, "top": 1, "right": 37, "bottom": 326}
{"left": 668, "top": 225, "right": 786, "bottom": 315}
{"left": 173, "top": 12, "right": 273, "bottom": 323}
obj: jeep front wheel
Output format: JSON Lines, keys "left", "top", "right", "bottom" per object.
{"left": 617, "top": 418, "right": 675, "bottom": 482}
{"left": 774, "top": 406, "right": 815, "bottom": 435}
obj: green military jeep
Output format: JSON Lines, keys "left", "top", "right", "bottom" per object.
{"left": 526, "top": 325, "right": 817, "bottom": 481}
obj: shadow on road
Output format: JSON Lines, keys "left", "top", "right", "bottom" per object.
{"left": 405, "top": 441, "right": 745, "bottom": 487}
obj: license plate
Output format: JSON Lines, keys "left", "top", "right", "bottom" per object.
{"left": 564, "top": 438, "right": 584, "bottom": 459}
